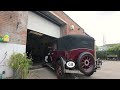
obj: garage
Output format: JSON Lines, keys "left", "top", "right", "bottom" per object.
{"left": 26, "top": 11, "right": 61, "bottom": 66}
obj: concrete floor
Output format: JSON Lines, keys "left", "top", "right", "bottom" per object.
{"left": 28, "top": 67, "right": 57, "bottom": 79}
{"left": 28, "top": 60, "right": 120, "bottom": 79}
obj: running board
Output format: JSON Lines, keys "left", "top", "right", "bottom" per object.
{"left": 45, "top": 63, "right": 55, "bottom": 70}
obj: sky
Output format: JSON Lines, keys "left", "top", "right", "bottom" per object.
{"left": 64, "top": 11, "right": 120, "bottom": 46}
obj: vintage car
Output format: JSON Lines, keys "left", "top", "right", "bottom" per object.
{"left": 43, "top": 35, "right": 102, "bottom": 79}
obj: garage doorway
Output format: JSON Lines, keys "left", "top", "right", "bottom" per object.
{"left": 26, "top": 29, "right": 57, "bottom": 66}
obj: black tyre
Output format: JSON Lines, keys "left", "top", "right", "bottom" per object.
{"left": 77, "top": 53, "right": 95, "bottom": 76}
{"left": 55, "top": 60, "right": 65, "bottom": 79}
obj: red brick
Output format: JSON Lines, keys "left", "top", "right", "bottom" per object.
{"left": 51, "top": 11, "right": 86, "bottom": 36}
{"left": 0, "top": 11, "right": 28, "bottom": 45}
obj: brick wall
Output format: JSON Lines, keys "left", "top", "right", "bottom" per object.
{"left": 52, "top": 11, "right": 86, "bottom": 36}
{"left": 0, "top": 11, "right": 28, "bottom": 45}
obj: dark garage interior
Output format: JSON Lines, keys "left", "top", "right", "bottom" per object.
{"left": 26, "top": 29, "right": 57, "bottom": 66}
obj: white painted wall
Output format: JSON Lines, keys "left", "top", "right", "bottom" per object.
{"left": 27, "top": 11, "right": 61, "bottom": 38}
{"left": 0, "top": 43, "right": 26, "bottom": 78}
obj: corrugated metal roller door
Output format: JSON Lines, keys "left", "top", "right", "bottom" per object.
{"left": 27, "top": 11, "right": 61, "bottom": 38}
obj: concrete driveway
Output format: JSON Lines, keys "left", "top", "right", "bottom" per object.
{"left": 28, "top": 60, "right": 120, "bottom": 79}
{"left": 28, "top": 67, "right": 57, "bottom": 79}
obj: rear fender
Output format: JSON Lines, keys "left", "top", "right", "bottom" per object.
{"left": 78, "top": 52, "right": 94, "bottom": 60}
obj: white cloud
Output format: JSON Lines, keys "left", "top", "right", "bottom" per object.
{"left": 64, "top": 11, "right": 120, "bottom": 46}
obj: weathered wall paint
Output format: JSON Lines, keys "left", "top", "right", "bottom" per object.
{"left": 0, "top": 43, "right": 26, "bottom": 78}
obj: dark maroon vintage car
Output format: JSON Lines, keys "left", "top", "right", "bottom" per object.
{"left": 43, "top": 35, "right": 102, "bottom": 79}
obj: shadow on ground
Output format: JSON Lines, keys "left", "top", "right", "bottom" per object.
{"left": 44, "top": 67, "right": 83, "bottom": 79}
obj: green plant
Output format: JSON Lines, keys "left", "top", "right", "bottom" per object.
{"left": 107, "top": 44, "right": 120, "bottom": 59}
{"left": 8, "top": 53, "right": 32, "bottom": 79}
{"left": 96, "top": 51, "right": 107, "bottom": 59}
{"left": 0, "top": 35, "right": 3, "bottom": 42}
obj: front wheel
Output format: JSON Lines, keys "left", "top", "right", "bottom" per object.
{"left": 78, "top": 53, "right": 95, "bottom": 76}
{"left": 55, "top": 60, "right": 65, "bottom": 79}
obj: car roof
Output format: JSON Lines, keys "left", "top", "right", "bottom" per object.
{"left": 58, "top": 34, "right": 95, "bottom": 41}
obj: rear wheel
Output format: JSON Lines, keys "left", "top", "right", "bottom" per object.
{"left": 78, "top": 53, "right": 95, "bottom": 76}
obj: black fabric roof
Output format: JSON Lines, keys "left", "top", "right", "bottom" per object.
{"left": 57, "top": 35, "right": 95, "bottom": 51}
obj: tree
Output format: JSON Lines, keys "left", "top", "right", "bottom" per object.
{"left": 107, "top": 44, "right": 120, "bottom": 59}
{"left": 95, "top": 45, "right": 99, "bottom": 51}
{"left": 96, "top": 45, "right": 107, "bottom": 59}
{"left": 96, "top": 51, "right": 107, "bottom": 59}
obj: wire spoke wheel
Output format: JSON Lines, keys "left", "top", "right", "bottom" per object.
{"left": 55, "top": 61, "right": 65, "bottom": 79}
{"left": 56, "top": 64, "right": 63, "bottom": 77}
{"left": 81, "top": 56, "right": 93, "bottom": 72}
